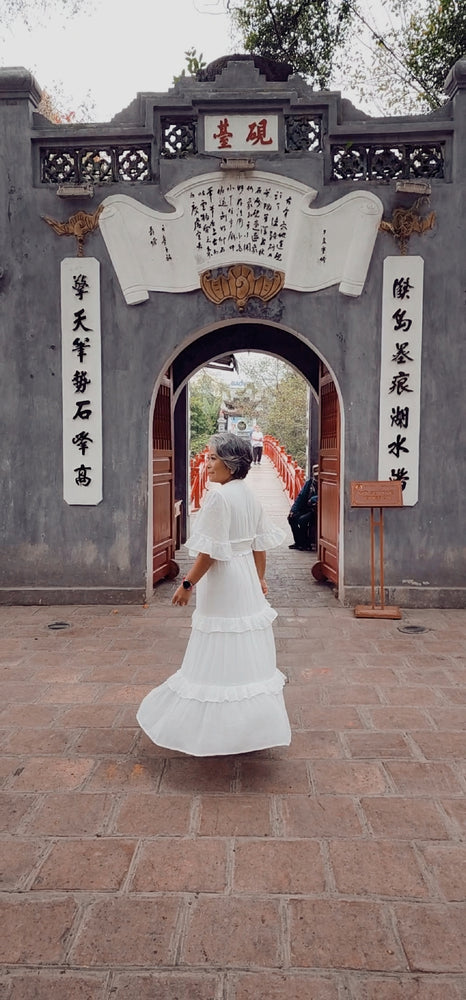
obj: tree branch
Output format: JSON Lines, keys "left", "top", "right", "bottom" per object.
{"left": 338, "top": 0, "right": 441, "bottom": 106}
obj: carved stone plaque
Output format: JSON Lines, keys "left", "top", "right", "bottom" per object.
{"left": 98, "top": 170, "right": 383, "bottom": 305}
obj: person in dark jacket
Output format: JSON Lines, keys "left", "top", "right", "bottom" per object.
{"left": 287, "top": 466, "right": 318, "bottom": 550}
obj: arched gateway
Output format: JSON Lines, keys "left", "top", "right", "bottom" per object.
{"left": 1, "top": 56, "right": 465, "bottom": 608}
{"left": 153, "top": 321, "right": 341, "bottom": 591}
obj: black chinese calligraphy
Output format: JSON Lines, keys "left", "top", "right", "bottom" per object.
{"left": 72, "top": 370, "right": 91, "bottom": 393}
{"left": 319, "top": 227, "right": 327, "bottom": 264}
{"left": 72, "top": 430, "right": 93, "bottom": 455}
{"left": 392, "top": 277, "right": 413, "bottom": 300}
{"left": 390, "top": 406, "right": 410, "bottom": 429}
{"left": 388, "top": 372, "right": 414, "bottom": 395}
{"left": 63, "top": 259, "right": 101, "bottom": 504}
{"left": 388, "top": 434, "right": 409, "bottom": 458}
{"left": 148, "top": 223, "right": 173, "bottom": 261}
{"left": 391, "top": 342, "right": 413, "bottom": 364}
{"left": 73, "top": 308, "right": 92, "bottom": 333}
{"left": 380, "top": 263, "right": 422, "bottom": 503}
{"left": 72, "top": 274, "right": 89, "bottom": 300}
{"left": 74, "top": 464, "right": 92, "bottom": 486}
{"left": 72, "top": 399, "right": 92, "bottom": 421}
{"left": 72, "top": 337, "right": 90, "bottom": 363}
{"left": 389, "top": 467, "right": 409, "bottom": 490}
{"left": 392, "top": 309, "right": 412, "bottom": 333}
{"left": 188, "top": 183, "right": 293, "bottom": 264}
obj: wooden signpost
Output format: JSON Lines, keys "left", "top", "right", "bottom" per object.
{"left": 351, "top": 481, "right": 403, "bottom": 619}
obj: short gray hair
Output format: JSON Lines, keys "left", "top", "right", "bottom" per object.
{"left": 209, "top": 432, "right": 253, "bottom": 480}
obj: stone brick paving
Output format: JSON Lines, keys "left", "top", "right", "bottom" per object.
{"left": 1, "top": 459, "right": 465, "bottom": 998}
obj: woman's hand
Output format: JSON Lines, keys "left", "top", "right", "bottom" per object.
{"left": 172, "top": 585, "right": 193, "bottom": 606}
{"left": 260, "top": 578, "right": 268, "bottom": 595}
{"left": 171, "top": 553, "right": 214, "bottom": 606}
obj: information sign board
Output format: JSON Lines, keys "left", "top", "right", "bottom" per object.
{"left": 351, "top": 481, "right": 403, "bottom": 508}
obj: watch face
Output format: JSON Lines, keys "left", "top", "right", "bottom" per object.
{"left": 182, "top": 580, "right": 192, "bottom": 590}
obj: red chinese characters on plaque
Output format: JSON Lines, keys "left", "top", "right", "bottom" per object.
{"left": 204, "top": 114, "right": 279, "bottom": 153}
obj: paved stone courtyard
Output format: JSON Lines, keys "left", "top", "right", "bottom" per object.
{"left": 1, "top": 460, "right": 465, "bottom": 999}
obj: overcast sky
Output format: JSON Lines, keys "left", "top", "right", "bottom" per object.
{"left": 0, "top": 0, "right": 397, "bottom": 121}
{"left": 1, "top": 0, "right": 235, "bottom": 120}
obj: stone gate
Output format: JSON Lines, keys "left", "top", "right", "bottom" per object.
{"left": 1, "top": 56, "right": 465, "bottom": 607}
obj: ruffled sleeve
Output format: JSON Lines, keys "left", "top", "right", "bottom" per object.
{"left": 252, "top": 506, "right": 286, "bottom": 551}
{"left": 185, "top": 488, "right": 232, "bottom": 560}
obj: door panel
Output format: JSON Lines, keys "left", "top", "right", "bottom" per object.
{"left": 314, "top": 365, "right": 340, "bottom": 586}
{"left": 152, "top": 374, "right": 178, "bottom": 585}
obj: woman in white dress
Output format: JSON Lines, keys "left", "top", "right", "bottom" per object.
{"left": 137, "top": 432, "right": 291, "bottom": 756}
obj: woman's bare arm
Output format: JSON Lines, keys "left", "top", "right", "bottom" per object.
{"left": 172, "top": 552, "right": 214, "bottom": 605}
{"left": 253, "top": 550, "right": 268, "bottom": 595}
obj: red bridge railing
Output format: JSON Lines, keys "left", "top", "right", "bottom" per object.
{"left": 190, "top": 436, "right": 305, "bottom": 509}
{"left": 263, "top": 435, "right": 305, "bottom": 501}
{"left": 190, "top": 447, "right": 210, "bottom": 511}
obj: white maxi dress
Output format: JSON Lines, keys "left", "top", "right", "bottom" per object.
{"left": 137, "top": 478, "right": 291, "bottom": 756}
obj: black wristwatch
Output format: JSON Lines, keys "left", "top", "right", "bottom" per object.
{"left": 182, "top": 578, "right": 194, "bottom": 590}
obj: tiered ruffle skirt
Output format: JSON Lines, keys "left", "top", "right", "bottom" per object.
{"left": 137, "top": 554, "right": 291, "bottom": 756}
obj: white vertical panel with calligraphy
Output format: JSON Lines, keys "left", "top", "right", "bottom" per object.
{"left": 378, "top": 256, "right": 424, "bottom": 506}
{"left": 61, "top": 257, "right": 102, "bottom": 505}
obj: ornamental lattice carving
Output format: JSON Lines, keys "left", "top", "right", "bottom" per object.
{"left": 379, "top": 197, "right": 436, "bottom": 254}
{"left": 200, "top": 264, "right": 285, "bottom": 312}
{"left": 42, "top": 205, "right": 104, "bottom": 257}
{"left": 331, "top": 143, "right": 445, "bottom": 182}
{"left": 41, "top": 146, "right": 151, "bottom": 184}
{"left": 285, "top": 115, "right": 322, "bottom": 153}
{"left": 161, "top": 118, "right": 197, "bottom": 158}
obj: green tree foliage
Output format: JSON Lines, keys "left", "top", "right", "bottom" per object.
{"left": 190, "top": 355, "right": 309, "bottom": 469}
{"left": 231, "top": 0, "right": 353, "bottom": 88}
{"left": 234, "top": 352, "right": 288, "bottom": 393}
{"left": 345, "top": 0, "right": 466, "bottom": 113}
{"left": 222, "top": 384, "right": 263, "bottom": 423}
{"left": 189, "top": 372, "right": 223, "bottom": 456}
{"left": 261, "top": 368, "right": 308, "bottom": 469}
{"left": 229, "top": 0, "right": 465, "bottom": 113}
{"left": 173, "top": 47, "right": 207, "bottom": 84}
{"left": 404, "top": 0, "right": 466, "bottom": 108}
{"left": 220, "top": 353, "right": 285, "bottom": 428}
{"left": 266, "top": 370, "right": 308, "bottom": 469}
{"left": 231, "top": 353, "right": 308, "bottom": 467}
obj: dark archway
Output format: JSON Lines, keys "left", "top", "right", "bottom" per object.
{"left": 158, "top": 319, "right": 342, "bottom": 592}
{"left": 171, "top": 321, "right": 322, "bottom": 544}
{"left": 148, "top": 318, "right": 344, "bottom": 600}
{"left": 172, "top": 322, "right": 320, "bottom": 398}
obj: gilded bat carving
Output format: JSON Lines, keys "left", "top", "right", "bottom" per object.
{"left": 42, "top": 205, "right": 104, "bottom": 257}
{"left": 379, "top": 197, "right": 435, "bottom": 255}
{"left": 200, "top": 264, "right": 285, "bottom": 311}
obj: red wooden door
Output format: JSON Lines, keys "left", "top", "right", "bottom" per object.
{"left": 152, "top": 373, "right": 179, "bottom": 585}
{"left": 313, "top": 364, "right": 340, "bottom": 586}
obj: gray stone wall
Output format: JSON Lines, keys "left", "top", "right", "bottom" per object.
{"left": 1, "top": 59, "right": 465, "bottom": 606}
